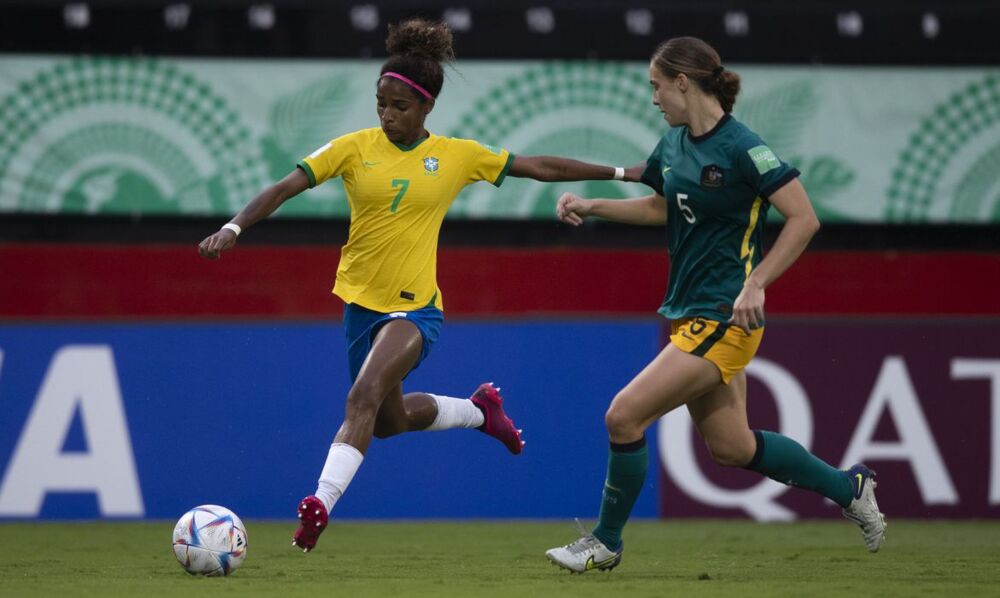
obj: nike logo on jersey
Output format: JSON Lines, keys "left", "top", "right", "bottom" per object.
{"left": 854, "top": 473, "right": 864, "bottom": 498}
{"left": 662, "top": 166, "right": 672, "bottom": 175}
{"left": 363, "top": 160, "right": 381, "bottom": 168}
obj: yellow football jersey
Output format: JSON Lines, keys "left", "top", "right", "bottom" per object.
{"left": 298, "top": 127, "right": 513, "bottom": 312}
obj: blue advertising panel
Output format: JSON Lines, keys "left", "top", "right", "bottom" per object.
{"left": 0, "top": 321, "right": 661, "bottom": 520}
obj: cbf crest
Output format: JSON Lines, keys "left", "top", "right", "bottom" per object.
{"left": 423, "top": 157, "right": 439, "bottom": 175}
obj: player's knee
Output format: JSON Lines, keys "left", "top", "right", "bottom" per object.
{"left": 345, "top": 380, "right": 386, "bottom": 417}
{"left": 604, "top": 401, "right": 640, "bottom": 439}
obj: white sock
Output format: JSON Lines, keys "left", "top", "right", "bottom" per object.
{"left": 314, "top": 443, "right": 364, "bottom": 513}
{"left": 424, "top": 394, "right": 485, "bottom": 431}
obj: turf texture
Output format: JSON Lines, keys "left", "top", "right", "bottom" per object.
{"left": 1, "top": 520, "right": 998, "bottom": 597}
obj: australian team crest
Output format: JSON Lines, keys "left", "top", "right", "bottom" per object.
{"left": 423, "top": 156, "right": 439, "bottom": 175}
{"left": 701, "top": 164, "right": 725, "bottom": 188}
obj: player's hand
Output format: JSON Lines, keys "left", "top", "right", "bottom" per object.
{"left": 728, "top": 281, "right": 765, "bottom": 335}
{"left": 556, "top": 192, "right": 593, "bottom": 226}
{"left": 198, "top": 229, "right": 238, "bottom": 260}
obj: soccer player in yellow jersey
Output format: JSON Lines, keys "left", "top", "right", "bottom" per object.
{"left": 198, "top": 18, "right": 641, "bottom": 553}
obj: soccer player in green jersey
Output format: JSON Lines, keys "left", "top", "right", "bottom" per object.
{"left": 545, "top": 37, "right": 886, "bottom": 573}
{"left": 198, "top": 19, "right": 640, "bottom": 553}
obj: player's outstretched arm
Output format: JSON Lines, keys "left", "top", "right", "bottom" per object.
{"left": 556, "top": 192, "right": 667, "bottom": 227}
{"left": 509, "top": 156, "right": 645, "bottom": 183}
{"left": 198, "top": 168, "right": 310, "bottom": 260}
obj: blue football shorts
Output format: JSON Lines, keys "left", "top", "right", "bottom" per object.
{"left": 343, "top": 302, "right": 444, "bottom": 383}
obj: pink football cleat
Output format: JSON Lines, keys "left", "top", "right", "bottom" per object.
{"left": 470, "top": 382, "right": 525, "bottom": 455}
{"left": 292, "top": 495, "right": 328, "bottom": 553}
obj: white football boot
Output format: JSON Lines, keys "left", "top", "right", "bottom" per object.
{"left": 842, "top": 464, "right": 887, "bottom": 552}
{"left": 545, "top": 520, "right": 623, "bottom": 573}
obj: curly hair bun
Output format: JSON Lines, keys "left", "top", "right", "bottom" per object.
{"left": 385, "top": 19, "right": 455, "bottom": 63}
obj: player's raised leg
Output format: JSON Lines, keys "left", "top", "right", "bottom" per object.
{"left": 690, "top": 372, "right": 885, "bottom": 552}
{"left": 373, "top": 382, "right": 523, "bottom": 454}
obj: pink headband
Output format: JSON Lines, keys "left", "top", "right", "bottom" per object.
{"left": 380, "top": 71, "right": 434, "bottom": 100}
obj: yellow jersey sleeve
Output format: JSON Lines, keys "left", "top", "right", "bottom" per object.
{"left": 297, "top": 131, "right": 361, "bottom": 188}
{"left": 454, "top": 139, "right": 515, "bottom": 187}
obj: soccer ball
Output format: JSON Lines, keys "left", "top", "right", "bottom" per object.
{"left": 172, "top": 504, "right": 248, "bottom": 576}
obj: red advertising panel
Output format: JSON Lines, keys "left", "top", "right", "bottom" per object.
{"left": 2, "top": 244, "right": 999, "bottom": 318}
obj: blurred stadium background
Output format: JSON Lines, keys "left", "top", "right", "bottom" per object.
{"left": 1, "top": 0, "right": 999, "bottom": 558}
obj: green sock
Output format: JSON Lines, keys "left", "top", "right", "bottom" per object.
{"left": 746, "top": 430, "right": 853, "bottom": 508}
{"left": 592, "top": 439, "right": 648, "bottom": 551}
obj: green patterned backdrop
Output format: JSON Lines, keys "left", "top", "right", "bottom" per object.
{"left": 1, "top": 56, "right": 997, "bottom": 222}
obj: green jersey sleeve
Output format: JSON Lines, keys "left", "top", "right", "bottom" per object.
{"left": 736, "top": 136, "right": 800, "bottom": 199}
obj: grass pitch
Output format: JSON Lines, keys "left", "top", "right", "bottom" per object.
{"left": 1, "top": 520, "right": 998, "bottom": 597}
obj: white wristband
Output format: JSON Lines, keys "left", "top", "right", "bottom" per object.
{"left": 613, "top": 167, "right": 625, "bottom": 181}
{"left": 222, "top": 222, "right": 242, "bottom": 236}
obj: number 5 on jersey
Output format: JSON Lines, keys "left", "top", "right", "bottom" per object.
{"left": 390, "top": 178, "right": 410, "bottom": 213}
{"left": 676, "top": 193, "right": 696, "bottom": 224}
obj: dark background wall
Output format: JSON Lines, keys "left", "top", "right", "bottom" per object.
{"left": 3, "top": 0, "right": 999, "bottom": 64}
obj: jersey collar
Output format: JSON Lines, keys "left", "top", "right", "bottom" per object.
{"left": 386, "top": 130, "right": 432, "bottom": 152}
{"left": 687, "top": 113, "right": 732, "bottom": 144}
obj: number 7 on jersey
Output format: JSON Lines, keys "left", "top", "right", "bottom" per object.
{"left": 390, "top": 178, "right": 410, "bottom": 213}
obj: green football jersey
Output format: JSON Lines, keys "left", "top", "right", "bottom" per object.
{"left": 640, "top": 114, "right": 799, "bottom": 322}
